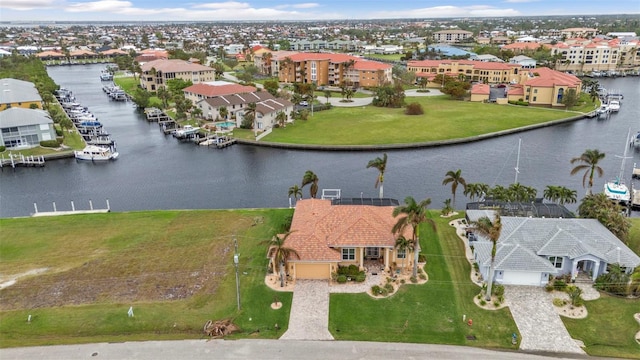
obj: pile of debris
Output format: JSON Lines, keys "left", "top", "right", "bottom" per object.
{"left": 203, "top": 319, "right": 240, "bottom": 338}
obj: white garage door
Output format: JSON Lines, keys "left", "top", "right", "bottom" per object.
{"left": 502, "top": 271, "right": 542, "bottom": 286}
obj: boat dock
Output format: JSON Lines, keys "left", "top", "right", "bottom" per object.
{"left": 31, "top": 199, "right": 111, "bottom": 217}
{"left": 145, "top": 107, "right": 172, "bottom": 122}
{"left": 216, "top": 137, "right": 237, "bottom": 149}
{"left": 0, "top": 153, "right": 45, "bottom": 169}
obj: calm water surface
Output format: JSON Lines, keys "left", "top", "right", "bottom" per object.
{"left": 1, "top": 65, "right": 638, "bottom": 217}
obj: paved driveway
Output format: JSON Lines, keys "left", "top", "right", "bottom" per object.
{"left": 280, "top": 280, "right": 334, "bottom": 340}
{"left": 504, "top": 286, "right": 584, "bottom": 354}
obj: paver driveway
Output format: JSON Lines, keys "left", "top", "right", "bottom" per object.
{"left": 280, "top": 280, "right": 334, "bottom": 340}
{"left": 504, "top": 286, "right": 584, "bottom": 354}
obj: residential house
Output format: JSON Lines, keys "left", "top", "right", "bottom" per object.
{"left": 139, "top": 59, "right": 215, "bottom": 91}
{"left": 466, "top": 210, "right": 640, "bottom": 286}
{"left": 0, "top": 78, "right": 43, "bottom": 111}
{"left": 0, "top": 108, "right": 57, "bottom": 148}
{"left": 269, "top": 198, "right": 413, "bottom": 280}
{"left": 509, "top": 55, "right": 537, "bottom": 69}
{"left": 433, "top": 29, "right": 474, "bottom": 44}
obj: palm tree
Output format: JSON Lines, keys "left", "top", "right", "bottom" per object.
{"left": 464, "top": 183, "right": 487, "bottom": 202}
{"left": 470, "top": 214, "right": 502, "bottom": 300}
{"left": 557, "top": 186, "right": 578, "bottom": 205}
{"left": 301, "top": 170, "right": 319, "bottom": 198}
{"left": 280, "top": 57, "right": 293, "bottom": 83}
{"left": 263, "top": 51, "right": 272, "bottom": 75}
{"left": 570, "top": 149, "right": 606, "bottom": 195}
{"left": 288, "top": 184, "right": 302, "bottom": 201}
{"left": 244, "top": 102, "right": 257, "bottom": 129}
{"left": 442, "top": 169, "right": 466, "bottom": 209}
{"left": 366, "top": 153, "right": 388, "bottom": 199}
{"left": 543, "top": 185, "right": 560, "bottom": 203}
{"left": 392, "top": 196, "right": 435, "bottom": 278}
{"left": 276, "top": 111, "right": 287, "bottom": 127}
{"left": 394, "top": 235, "right": 414, "bottom": 272}
{"left": 219, "top": 106, "right": 228, "bottom": 120}
{"left": 261, "top": 231, "right": 300, "bottom": 287}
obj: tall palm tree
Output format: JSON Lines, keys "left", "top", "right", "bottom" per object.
{"left": 219, "top": 106, "right": 228, "bottom": 120}
{"left": 570, "top": 149, "right": 605, "bottom": 195}
{"left": 392, "top": 196, "right": 435, "bottom": 278}
{"left": 366, "top": 153, "right": 388, "bottom": 199}
{"left": 543, "top": 185, "right": 560, "bottom": 203}
{"left": 442, "top": 169, "right": 466, "bottom": 209}
{"left": 261, "top": 231, "right": 300, "bottom": 288}
{"left": 470, "top": 214, "right": 502, "bottom": 301}
{"left": 244, "top": 102, "right": 257, "bottom": 129}
{"left": 301, "top": 170, "right": 319, "bottom": 198}
{"left": 263, "top": 51, "right": 272, "bottom": 75}
{"left": 288, "top": 184, "right": 302, "bottom": 201}
{"left": 394, "top": 235, "right": 413, "bottom": 271}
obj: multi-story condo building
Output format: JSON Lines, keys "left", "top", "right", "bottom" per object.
{"left": 432, "top": 29, "right": 474, "bottom": 44}
{"left": 407, "top": 59, "right": 522, "bottom": 84}
{"left": 276, "top": 53, "right": 392, "bottom": 88}
{"left": 550, "top": 39, "right": 621, "bottom": 72}
{"left": 560, "top": 28, "right": 598, "bottom": 39}
{"left": 140, "top": 59, "right": 215, "bottom": 91}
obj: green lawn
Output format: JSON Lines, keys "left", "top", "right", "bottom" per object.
{"left": 330, "top": 212, "right": 519, "bottom": 349}
{"left": 114, "top": 76, "right": 162, "bottom": 108}
{"left": 263, "top": 96, "right": 581, "bottom": 145}
{"left": 364, "top": 54, "right": 404, "bottom": 62}
{"left": 562, "top": 294, "right": 640, "bottom": 359}
{"left": 0, "top": 210, "right": 293, "bottom": 347}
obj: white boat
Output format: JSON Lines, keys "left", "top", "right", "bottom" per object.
{"left": 603, "top": 129, "right": 631, "bottom": 204}
{"left": 596, "top": 104, "right": 610, "bottom": 118}
{"left": 173, "top": 125, "right": 200, "bottom": 138}
{"left": 100, "top": 72, "right": 113, "bottom": 81}
{"left": 608, "top": 100, "right": 620, "bottom": 112}
{"left": 74, "top": 145, "right": 119, "bottom": 161}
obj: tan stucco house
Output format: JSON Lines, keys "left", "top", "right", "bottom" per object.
{"left": 270, "top": 198, "right": 414, "bottom": 280}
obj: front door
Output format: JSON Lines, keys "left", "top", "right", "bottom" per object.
{"left": 365, "top": 247, "right": 380, "bottom": 259}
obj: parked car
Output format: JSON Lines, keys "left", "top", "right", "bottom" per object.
{"left": 299, "top": 101, "right": 308, "bottom": 106}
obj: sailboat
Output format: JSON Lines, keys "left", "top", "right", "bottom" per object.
{"left": 603, "top": 129, "right": 631, "bottom": 204}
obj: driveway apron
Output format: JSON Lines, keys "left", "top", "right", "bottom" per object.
{"left": 280, "top": 280, "right": 334, "bottom": 340}
{"left": 504, "top": 286, "right": 584, "bottom": 354}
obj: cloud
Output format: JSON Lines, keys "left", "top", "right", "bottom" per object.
{"left": 192, "top": 1, "right": 250, "bottom": 10}
{"left": 291, "top": 3, "right": 319, "bottom": 9}
{"left": 504, "top": 0, "right": 538, "bottom": 3}
{"left": 367, "top": 5, "right": 521, "bottom": 18}
{"left": 67, "top": 0, "right": 134, "bottom": 12}
{"left": 0, "top": 0, "right": 57, "bottom": 10}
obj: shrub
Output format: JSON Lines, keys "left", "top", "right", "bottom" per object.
{"left": 55, "top": 127, "right": 63, "bottom": 136}
{"left": 384, "top": 283, "right": 394, "bottom": 294}
{"left": 479, "top": 299, "right": 487, "bottom": 306}
{"left": 40, "top": 139, "right": 60, "bottom": 148}
{"left": 553, "top": 279, "right": 567, "bottom": 291}
{"left": 545, "top": 283, "right": 555, "bottom": 292}
{"left": 418, "top": 254, "right": 426, "bottom": 263}
{"left": 400, "top": 279, "right": 405, "bottom": 284}
{"left": 419, "top": 273, "right": 427, "bottom": 280}
{"left": 0, "top": 146, "right": 5, "bottom": 152}
{"left": 410, "top": 276, "right": 417, "bottom": 283}
{"left": 347, "top": 264, "right": 359, "bottom": 276}
{"left": 337, "top": 275, "right": 347, "bottom": 284}
{"left": 566, "top": 285, "right": 584, "bottom": 306}
{"left": 404, "top": 102, "right": 424, "bottom": 115}
{"left": 552, "top": 298, "right": 566, "bottom": 307}
{"left": 492, "top": 284, "right": 505, "bottom": 297}
{"left": 497, "top": 295, "right": 504, "bottom": 303}
{"left": 355, "top": 273, "right": 366, "bottom": 282}
{"left": 416, "top": 89, "right": 430, "bottom": 93}
{"left": 371, "top": 285, "right": 382, "bottom": 295}
{"left": 494, "top": 301, "right": 501, "bottom": 307}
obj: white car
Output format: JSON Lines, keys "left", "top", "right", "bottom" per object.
{"left": 299, "top": 101, "right": 308, "bottom": 106}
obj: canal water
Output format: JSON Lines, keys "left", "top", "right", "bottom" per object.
{"left": 0, "top": 64, "right": 638, "bottom": 218}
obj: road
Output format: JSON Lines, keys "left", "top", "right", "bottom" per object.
{"left": 0, "top": 339, "right": 592, "bottom": 360}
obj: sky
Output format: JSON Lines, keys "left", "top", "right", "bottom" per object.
{"left": 1, "top": 0, "right": 639, "bottom": 22}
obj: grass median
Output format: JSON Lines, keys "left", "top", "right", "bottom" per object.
{"left": 262, "top": 96, "right": 583, "bottom": 145}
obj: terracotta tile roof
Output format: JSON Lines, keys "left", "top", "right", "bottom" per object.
{"left": 353, "top": 60, "right": 391, "bottom": 71}
{"left": 70, "top": 49, "right": 96, "bottom": 56}
{"left": 285, "top": 199, "right": 411, "bottom": 262}
{"left": 525, "top": 67, "right": 581, "bottom": 88}
{"left": 184, "top": 83, "right": 256, "bottom": 97}
{"left": 508, "top": 85, "right": 524, "bottom": 95}
{"left": 36, "top": 50, "right": 64, "bottom": 58}
{"left": 408, "top": 59, "right": 518, "bottom": 71}
{"left": 502, "top": 42, "right": 549, "bottom": 51}
{"left": 141, "top": 59, "right": 214, "bottom": 73}
{"left": 101, "top": 49, "right": 128, "bottom": 55}
{"left": 471, "top": 83, "right": 490, "bottom": 95}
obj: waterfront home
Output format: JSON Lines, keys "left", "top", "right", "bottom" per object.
{"left": 0, "top": 108, "right": 57, "bottom": 149}
{"left": 183, "top": 83, "right": 256, "bottom": 104}
{"left": 514, "top": 67, "right": 582, "bottom": 107}
{"left": 268, "top": 198, "right": 414, "bottom": 280}
{"left": 0, "top": 78, "right": 43, "bottom": 111}
{"left": 195, "top": 90, "right": 293, "bottom": 131}
{"left": 466, "top": 210, "right": 640, "bottom": 286}
{"left": 139, "top": 59, "right": 215, "bottom": 91}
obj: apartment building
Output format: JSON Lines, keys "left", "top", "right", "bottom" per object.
{"left": 407, "top": 59, "right": 522, "bottom": 85}
{"left": 432, "top": 29, "right": 474, "bottom": 44}
{"left": 550, "top": 39, "right": 622, "bottom": 72}
{"left": 277, "top": 53, "right": 392, "bottom": 87}
{"left": 560, "top": 28, "right": 598, "bottom": 39}
{"left": 139, "top": 59, "right": 215, "bottom": 91}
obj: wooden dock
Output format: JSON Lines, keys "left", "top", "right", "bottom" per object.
{"left": 217, "top": 138, "right": 237, "bottom": 149}
{"left": 0, "top": 154, "right": 45, "bottom": 169}
{"left": 144, "top": 107, "right": 172, "bottom": 122}
{"left": 631, "top": 189, "right": 640, "bottom": 209}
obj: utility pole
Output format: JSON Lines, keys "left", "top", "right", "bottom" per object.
{"left": 233, "top": 235, "right": 241, "bottom": 310}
